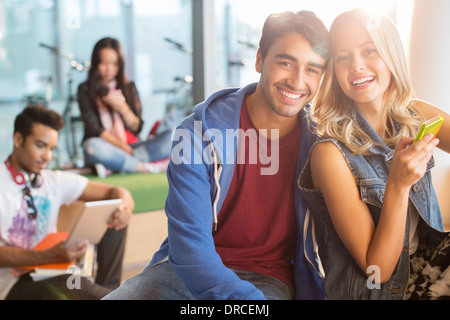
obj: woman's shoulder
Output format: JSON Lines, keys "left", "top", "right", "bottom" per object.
{"left": 309, "top": 139, "right": 355, "bottom": 189}
{"left": 410, "top": 98, "right": 431, "bottom": 108}
{"left": 124, "top": 80, "right": 137, "bottom": 88}
{"left": 312, "top": 139, "right": 344, "bottom": 158}
{"left": 310, "top": 138, "right": 355, "bottom": 172}
{"left": 123, "top": 81, "right": 139, "bottom": 96}
{"left": 312, "top": 135, "right": 345, "bottom": 152}
{"left": 77, "top": 80, "right": 90, "bottom": 92}
{"left": 310, "top": 139, "right": 348, "bottom": 169}
{"left": 409, "top": 98, "right": 436, "bottom": 115}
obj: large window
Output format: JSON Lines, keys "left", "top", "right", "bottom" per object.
{"left": 0, "top": 0, "right": 192, "bottom": 165}
{"left": 0, "top": 0, "right": 55, "bottom": 102}
{"left": 0, "top": 0, "right": 192, "bottom": 101}
{"left": 212, "top": 0, "right": 399, "bottom": 91}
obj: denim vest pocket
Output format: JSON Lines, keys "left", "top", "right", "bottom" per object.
{"left": 359, "top": 180, "right": 385, "bottom": 208}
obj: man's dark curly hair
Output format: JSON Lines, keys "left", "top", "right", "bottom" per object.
{"left": 259, "top": 10, "right": 330, "bottom": 63}
{"left": 14, "top": 104, "right": 65, "bottom": 139}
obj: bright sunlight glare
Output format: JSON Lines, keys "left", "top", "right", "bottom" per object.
{"left": 233, "top": 0, "right": 398, "bottom": 28}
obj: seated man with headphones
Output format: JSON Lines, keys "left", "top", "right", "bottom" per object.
{"left": 0, "top": 104, "right": 134, "bottom": 300}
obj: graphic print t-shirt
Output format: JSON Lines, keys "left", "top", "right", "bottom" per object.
{"left": 0, "top": 164, "right": 88, "bottom": 298}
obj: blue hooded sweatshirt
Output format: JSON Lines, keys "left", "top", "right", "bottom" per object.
{"left": 147, "top": 83, "right": 324, "bottom": 300}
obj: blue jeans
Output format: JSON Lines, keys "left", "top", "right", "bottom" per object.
{"left": 83, "top": 130, "right": 172, "bottom": 173}
{"left": 83, "top": 138, "right": 139, "bottom": 173}
{"left": 102, "top": 261, "right": 294, "bottom": 300}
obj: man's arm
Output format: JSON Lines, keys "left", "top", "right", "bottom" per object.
{"left": 165, "top": 162, "right": 265, "bottom": 300}
{"left": 78, "top": 180, "right": 134, "bottom": 230}
{"left": 0, "top": 177, "right": 134, "bottom": 268}
{"left": 0, "top": 240, "right": 87, "bottom": 268}
{"left": 163, "top": 123, "right": 266, "bottom": 300}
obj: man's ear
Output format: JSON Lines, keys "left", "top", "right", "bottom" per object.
{"left": 255, "top": 48, "right": 263, "bottom": 73}
{"left": 13, "top": 132, "right": 24, "bottom": 148}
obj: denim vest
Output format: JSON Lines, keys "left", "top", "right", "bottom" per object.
{"left": 298, "top": 107, "right": 445, "bottom": 300}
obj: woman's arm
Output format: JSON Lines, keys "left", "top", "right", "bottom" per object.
{"left": 413, "top": 99, "right": 450, "bottom": 153}
{"left": 310, "top": 135, "right": 439, "bottom": 283}
{"left": 102, "top": 82, "right": 144, "bottom": 134}
{"left": 102, "top": 92, "right": 140, "bottom": 132}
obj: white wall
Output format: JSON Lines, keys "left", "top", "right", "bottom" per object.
{"left": 408, "top": 0, "right": 450, "bottom": 227}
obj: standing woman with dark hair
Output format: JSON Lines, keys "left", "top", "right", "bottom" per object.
{"left": 78, "top": 37, "right": 171, "bottom": 175}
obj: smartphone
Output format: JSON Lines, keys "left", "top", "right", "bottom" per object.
{"left": 413, "top": 115, "right": 444, "bottom": 143}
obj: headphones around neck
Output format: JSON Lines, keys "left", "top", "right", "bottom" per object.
{"left": 5, "top": 156, "right": 43, "bottom": 189}
{"left": 21, "top": 170, "right": 43, "bottom": 189}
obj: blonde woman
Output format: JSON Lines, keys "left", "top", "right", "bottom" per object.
{"left": 299, "top": 8, "right": 450, "bottom": 299}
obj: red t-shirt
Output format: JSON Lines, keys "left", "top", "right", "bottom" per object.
{"left": 213, "top": 97, "right": 302, "bottom": 288}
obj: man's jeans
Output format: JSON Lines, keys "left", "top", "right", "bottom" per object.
{"left": 6, "top": 227, "right": 127, "bottom": 300}
{"left": 102, "top": 261, "right": 294, "bottom": 300}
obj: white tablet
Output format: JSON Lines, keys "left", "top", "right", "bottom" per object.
{"left": 64, "top": 199, "right": 123, "bottom": 248}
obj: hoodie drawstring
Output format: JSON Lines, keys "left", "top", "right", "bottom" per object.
{"left": 303, "top": 208, "right": 325, "bottom": 279}
{"left": 210, "top": 142, "right": 221, "bottom": 231}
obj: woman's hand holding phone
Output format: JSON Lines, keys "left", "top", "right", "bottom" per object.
{"left": 389, "top": 133, "right": 440, "bottom": 191}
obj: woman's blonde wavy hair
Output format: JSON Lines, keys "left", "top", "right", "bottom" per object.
{"left": 312, "top": 8, "right": 424, "bottom": 154}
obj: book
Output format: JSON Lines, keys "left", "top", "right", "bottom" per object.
{"left": 12, "top": 232, "right": 96, "bottom": 281}
{"left": 30, "top": 243, "right": 96, "bottom": 282}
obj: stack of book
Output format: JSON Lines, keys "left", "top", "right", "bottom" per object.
{"left": 12, "top": 232, "right": 96, "bottom": 282}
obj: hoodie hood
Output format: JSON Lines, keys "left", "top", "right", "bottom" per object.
{"left": 188, "top": 83, "right": 257, "bottom": 165}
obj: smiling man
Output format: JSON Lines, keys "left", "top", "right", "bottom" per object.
{"left": 104, "top": 11, "right": 330, "bottom": 300}
{"left": 0, "top": 105, "right": 134, "bottom": 300}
